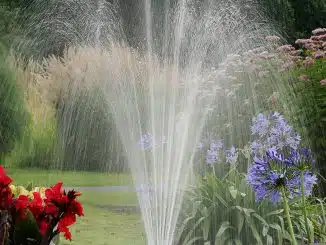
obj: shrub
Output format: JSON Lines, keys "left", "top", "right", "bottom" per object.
{"left": 56, "top": 86, "right": 126, "bottom": 172}
{"left": 4, "top": 56, "right": 60, "bottom": 169}
{"left": 39, "top": 47, "right": 133, "bottom": 172}
{"left": 0, "top": 51, "right": 29, "bottom": 158}
{"left": 5, "top": 110, "right": 59, "bottom": 169}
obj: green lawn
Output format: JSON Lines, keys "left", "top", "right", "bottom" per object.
{"left": 60, "top": 205, "right": 145, "bottom": 245}
{"left": 6, "top": 168, "right": 132, "bottom": 187}
{"left": 80, "top": 191, "right": 138, "bottom": 207}
{"left": 60, "top": 192, "right": 144, "bottom": 245}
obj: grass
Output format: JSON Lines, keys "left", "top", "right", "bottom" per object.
{"left": 62, "top": 191, "right": 144, "bottom": 245}
{"left": 80, "top": 191, "right": 138, "bottom": 207}
{"left": 6, "top": 168, "right": 133, "bottom": 187}
{"left": 62, "top": 206, "right": 145, "bottom": 245}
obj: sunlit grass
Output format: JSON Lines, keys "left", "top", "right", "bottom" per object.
{"left": 6, "top": 168, "right": 133, "bottom": 187}
{"left": 80, "top": 191, "right": 138, "bottom": 207}
{"left": 60, "top": 190, "right": 143, "bottom": 245}
{"left": 60, "top": 204, "right": 145, "bottom": 245}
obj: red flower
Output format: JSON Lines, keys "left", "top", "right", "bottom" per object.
{"left": 29, "top": 192, "right": 53, "bottom": 236}
{"left": 55, "top": 190, "right": 83, "bottom": 240}
{"left": 58, "top": 224, "right": 72, "bottom": 241}
{"left": 44, "top": 182, "right": 68, "bottom": 207}
{"left": 14, "top": 195, "right": 29, "bottom": 219}
{"left": 0, "top": 165, "right": 13, "bottom": 210}
{"left": 0, "top": 165, "right": 12, "bottom": 187}
{"left": 0, "top": 186, "right": 12, "bottom": 210}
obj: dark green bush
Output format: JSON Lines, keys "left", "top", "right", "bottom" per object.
{"left": 56, "top": 86, "right": 127, "bottom": 172}
{"left": 288, "top": 59, "right": 326, "bottom": 194}
{"left": 0, "top": 52, "right": 29, "bottom": 159}
{"left": 4, "top": 105, "right": 60, "bottom": 169}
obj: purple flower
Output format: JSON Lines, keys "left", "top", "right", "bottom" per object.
{"left": 138, "top": 133, "right": 155, "bottom": 149}
{"left": 226, "top": 146, "right": 238, "bottom": 163}
{"left": 251, "top": 113, "right": 269, "bottom": 137}
{"left": 138, "top": 133, "right": 166, "bottom": 149}
{"left": 247, "top": 148, "right": 317, "bottom": 204}
{"left": 210, "top": 140, "right": 224, "bottom": 150}
{"left": 287, "top": 148, "right": 315, "bottom": 169}
{"left": 206, "top": 149, "right": 219, "bottom": 165}
{"left": 250, "top": 112, "right": 301, "bottom": 156}
{"left": 205, "top": 139, "right": 223, "bottom": 165}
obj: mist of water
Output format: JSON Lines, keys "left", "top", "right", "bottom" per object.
{"left": 100, "top": 1, "right": 278, "bottom": 245}
{"left": 14, "top": 0, "right": 293, "bottom": 244}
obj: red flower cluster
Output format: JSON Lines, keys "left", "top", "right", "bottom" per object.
{"left": 29, "top": 182, "right": 84, "bottom": 241}
{"left": 0, "top": 165, "right": 13, "bottom": 210}
{"left": 0, "top": 165, "right": 84, "bottom": 244}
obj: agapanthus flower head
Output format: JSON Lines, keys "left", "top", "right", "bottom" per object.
{"left": 205, "top": 139, "right": 223, "bottom": 165}
{"left": 287, "top": 148, "right": 315, "bottom": 169}
{"left": 247, "top": 148, "right": 317, "bottom": 204}
{"left": 250, "top": 112, "right": 301, "bottom": 156}
{"left": 206, "top": 148, "right": 219, "bottom": 165}
{"left": 251, "top": 113, "right": 269, "bottom": 137}
{"left": 226, "top": 146, "right": 238, "bottom": 164}
{"left": 210, "top": 140, "right": 223, "bottom": 150}
{"left": 138, "top": 133, "right": 155, "bottom": 149}
{"left": 138, "top": 133, "right": 167, "bottom": 150}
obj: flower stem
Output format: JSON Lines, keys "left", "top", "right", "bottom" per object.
{"left": 281, "top": 187, "right": 297, "bottom": 245}
{"left": 301, "top": 171, "right": 312, "bottom": 244}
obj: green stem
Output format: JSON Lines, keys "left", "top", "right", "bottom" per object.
{"left": 281, "top": 187, "right": 297, "bottom": 245}
{"left": 301, "top": 171, "right": 312, "bottom": 244}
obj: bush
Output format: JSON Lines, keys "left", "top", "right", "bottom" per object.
{"left": 56, "top": 86, "right": 126, "bottom": 172}
{"left": 5, "top": 112, "right": 59, "bottom": 169}
{"left": 3, "top": 55, "right": 61, "bottom": 169}
{"left": 289, "top": 58, "right": 326, "bottom": 194}
{"left": 0, "top": 51, "right": 29, "bottom": 158}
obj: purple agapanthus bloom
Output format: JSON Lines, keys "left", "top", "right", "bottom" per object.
{"left": 287, "top": 148, "right": 315, "bottom": 168}
{"left": 205, "top": 139, "right": 223, "bottom": 165}
{"left": 250, "top": 112, "right": 301, "bottom": 156}
{"left": 251, "top": 113, "right": 270, "bottom": 137}
{"left": 206, "top": 149, "right": 219, "bottom": 165}
{"left": 138, "top": 133, "right": 155, "bottom": 149}
{"left": 247, "top": 148, "right": 317, "bottom": 204}
{"left": 226, "top": 145, "right": 238, "bottom": 163}
{"left": 138, "top": 133, "right": 167, "bottom": 150}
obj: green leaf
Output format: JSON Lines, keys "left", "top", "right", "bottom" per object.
{"left": 265, "top": 209, "right": 284, "bottom": 217}
{"left": 237, "top": 212, "right": 245, "bottom": 235}
{"left": 229, "top": 186, "right": 238, "bottom": 199}
{"left": 266, "top": 235, "right": 273, "bottom": 245}
{"left": 263, "top": 225, "right": 269, "bottom": 237}
{"left": 203, "top": 217, "right": 210, "bottom": 241}
{"left": 215, "top": 221, "right": 234, "bottom": 241}
{"left": 252, "top": 213, "right": 268, "bottom": 226}
{"left": 269, "top": 223, "right": 283, "bottom": 245}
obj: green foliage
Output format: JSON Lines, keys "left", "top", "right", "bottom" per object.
{"left": 287, "top": 59, "right": 326, "bottom": 194}
{"left": 12, "top": 211, "right": 43, "bottom": 245}
{"left": 0, "top": 52, "right": 29, "bottom": 158}
{"left": 178, "top": 172, "right": 288, "bottom": 245}
{"left": 178, "top": 170, "right": 326, "bottom": 245}
{"left": 5, "top": 112, "right": 60, "bottom": 169}
{"left": 289, "top": 0, "right": 326, "bottom": 39}
{"left": 259, "top": 0, "right": 296, "bottom": 39}
{"left": 56, "top": 87, "right": 127, "bottom": 172}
